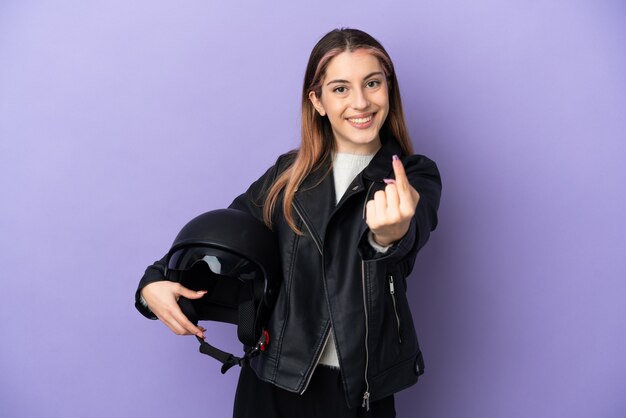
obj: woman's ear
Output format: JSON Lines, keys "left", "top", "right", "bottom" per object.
{"left": 308, "top": 91, "right": 326, "bottom": 117}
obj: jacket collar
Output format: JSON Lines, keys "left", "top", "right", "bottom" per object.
{"left": 362, "top": 135, "right": 403, "bottom": 181}
{"left": 292, "top": 135, "right": 404, "bottom": 243}
{"left": 297, "top": 134, "right": 403, "bottom": 191}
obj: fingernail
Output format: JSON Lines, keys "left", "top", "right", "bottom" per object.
{"left": 392, "top": 154, "right": 399, "bottom": 161}
{"left": 197, "top": 290, "right": 207, "bottom": 295}
{"left": 383, "top": 178, "right": 396, "bottom": 184}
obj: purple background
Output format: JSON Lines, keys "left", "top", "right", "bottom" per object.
{"left": 1, "top": 1, "right": 625, "bottom": 417}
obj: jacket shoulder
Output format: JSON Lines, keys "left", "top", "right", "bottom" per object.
{"left": 228, "top": 150, "right": 297, "bottom": 218}
{"left": 404, "top": 153, "right": 439, "bottom": 173}
{"left": 274, "top": 150, "right": 297, "bottom": 172}
{"left": 403, "top": 154, "right": 442, "bottom": 190}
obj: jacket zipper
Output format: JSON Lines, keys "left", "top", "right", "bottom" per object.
{"left": 292, "top": 201, "right": 328, "bottom": 394}
{"left": 388, "top": 275, "right": 402, "bottom": 344}
{"left": 292, "top": 201, "right": 323, "bottom": 255}
{"left": 360, "top": 260, "right": 371, "bottom": 411}
{"left": 360, "top": 181, "right": 376, "bottom": 411}
{"left": 299, "top": 328, "right": 330, "bottom": 394}
{"left": 293, "top": 182, "right": 375, "bottom": 408}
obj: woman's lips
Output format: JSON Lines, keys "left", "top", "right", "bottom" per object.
{"left": 347, "top": 113, "right": 374, "bottom": 129}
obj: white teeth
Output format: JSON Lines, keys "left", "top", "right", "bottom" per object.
{"left": 348, "top": 115, "right": 373, "bottom": 124}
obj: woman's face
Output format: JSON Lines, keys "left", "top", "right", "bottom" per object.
{"left": 309, "top": 49, "right": 389, "bottom": 154}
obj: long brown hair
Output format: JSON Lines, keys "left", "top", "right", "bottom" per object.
{"left": 263, "top": 28, "right": 414, "bottom": 233}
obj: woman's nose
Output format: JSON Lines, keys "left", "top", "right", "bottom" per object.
{"left": 351, "top": 88, "right": 369, "bottom": 110}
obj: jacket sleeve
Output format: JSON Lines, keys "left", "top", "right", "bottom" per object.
{"left": 134, "top": 254, "right": 168, "bottom": 319}
{"left": 358, "top": 154, "right": 442, "bottom": 275}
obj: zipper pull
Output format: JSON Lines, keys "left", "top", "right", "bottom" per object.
{"left": 362, "top": 391, "right": 370, "bottom": 411}
{"left": 389, "top": 276, "right": 395, "bottom": 294}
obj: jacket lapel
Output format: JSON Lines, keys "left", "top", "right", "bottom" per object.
{"left": 293, "top": 164, "right": 335, "bottom": 245}
{"left": 292, "top": 136, "right": 403, "bottom": 245}
{"left": 362, "top": 136, "right": 402, "bottom": 181}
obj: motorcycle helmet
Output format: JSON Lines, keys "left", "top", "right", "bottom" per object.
{"left": 164, "top": 208, "right": 281, "bottom": 373}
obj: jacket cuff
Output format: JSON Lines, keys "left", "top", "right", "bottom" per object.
{"left": 367, "top": 231, "right": 392, "bottom": 254}
{"left": 134, "top": 257, "right": 168, "bottom": 320}
{"left": 358, "top": 217, "right": 417, "bottom": 262}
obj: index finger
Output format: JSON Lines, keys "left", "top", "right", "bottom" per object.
{"left": 171, "top": 306, "right": 205, "bottom": 338}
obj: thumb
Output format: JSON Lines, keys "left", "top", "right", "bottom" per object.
{"left": 178, "top": 285, "right": 207, "bottom": 300}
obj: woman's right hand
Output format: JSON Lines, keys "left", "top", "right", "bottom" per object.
{"left": 141, "top": 281, "right": 207, "bottom": 339}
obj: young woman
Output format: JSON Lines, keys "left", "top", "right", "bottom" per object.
{"left": 136, "top": 28, "right": 441, "bottom": 418}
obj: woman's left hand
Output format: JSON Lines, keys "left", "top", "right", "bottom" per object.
{"left": 365, "top": 155, "right": 420, "bottom": 247}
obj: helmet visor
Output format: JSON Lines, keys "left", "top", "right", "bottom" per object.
{"left": 168, "top": 246, "right": 262, "bottom": 282}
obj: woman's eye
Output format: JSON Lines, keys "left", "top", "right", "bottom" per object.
{"left": 333, "top": 86, "right": 347, "bottom": 93}
{"left": 366, "top": 80, "right": 381, "bottom": 88}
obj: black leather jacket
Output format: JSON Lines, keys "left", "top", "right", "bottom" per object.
{"left": 135, "top": 136, "right": 441, "bottom": 408}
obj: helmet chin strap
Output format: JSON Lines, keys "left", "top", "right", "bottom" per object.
{"left": 182, "top": 280, "right": 269, "bottom": 374}
{"left": 195, "top": 329, "right": 269, "bottom": 374}
{"left": 196, "top": 337, "right": 241, "bottom": 373}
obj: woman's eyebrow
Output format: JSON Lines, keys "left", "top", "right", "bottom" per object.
{"left": 326, "top": 71, "right": 385, "bottom": 86}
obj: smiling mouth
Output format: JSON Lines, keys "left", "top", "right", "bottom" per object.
{"left": 347, "top": 114, "right": 373, "bottom": 124}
